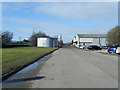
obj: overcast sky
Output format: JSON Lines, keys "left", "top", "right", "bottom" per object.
{"left": 2, "top": 2, "right": 118, "bottom": 42}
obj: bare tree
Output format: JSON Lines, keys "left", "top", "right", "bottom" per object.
{"left": 1, "top": 31, "right": 13, "bottom": 45}
{"left": 58, "top": 40, "right": 63, "bottom": 48}
{"left": 107, "top": 26, "right": 120, "bottom": 45}
{"left": 29, "top": 30, "right": 48, "bottom": 46}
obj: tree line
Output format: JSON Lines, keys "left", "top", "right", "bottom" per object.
{"left": 1, "top": 30, "right": 63, "bottom": 47}
{"left": 107, "top": 26, "right": 120, "bottom": 45}
{"left": 1, "top": 26, "right": 120, "bottom": 47}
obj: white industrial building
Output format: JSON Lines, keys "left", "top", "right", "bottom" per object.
{"left": 37, "top": 37, "right": 58, "bottom": 47}
{"left": 73, "top": 34, "right": 107, "bottom": 47}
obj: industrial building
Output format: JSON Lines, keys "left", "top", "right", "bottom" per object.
{"left": 73, "top": 34, "right": 107, "bottom": 47}
{"left": 37, "top": 37, "right": 58, "bottom": 47}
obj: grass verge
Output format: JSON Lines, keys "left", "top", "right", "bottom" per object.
{"left": 2, "top": 47, "right": 57, "bottom": 75}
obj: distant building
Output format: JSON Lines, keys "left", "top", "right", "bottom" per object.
{"left": 23, "top": 39, "right": 30, "bottom": 45}
{"left": 37, "top": 37, "right": 58, "bottom": 47}
{"left": 57, "top": 35, "right": 63, "bottom": 48}
{"left": 57, "top": 36, "right": 62, "bottom": 41}
{"left": 73, "top": 34, "right": 107, "bottom": 47}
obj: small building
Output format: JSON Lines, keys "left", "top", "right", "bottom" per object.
{"left": 73, "top": 34, "right": 107, "bottom": 47}
{"left": 23, "top": 39, "right": 30, "bottom": 45}
{"left": 37, "top": 37, "right": 58, "bottom": 47}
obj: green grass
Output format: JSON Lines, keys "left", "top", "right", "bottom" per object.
{"left": 2, "top": 47, "right": 57, "bottom": 75}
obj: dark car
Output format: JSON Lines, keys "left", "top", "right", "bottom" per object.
{"left": 100, "top": 46, "right": 109, "bottom": 49}
{"left": 87, "top": 45, "right": 102, "bottom": 50}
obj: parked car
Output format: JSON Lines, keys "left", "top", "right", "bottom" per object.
{"left": 83, "top": 45, "right": 89, "bottom": 49}
{"left": 116, "top": 46, "right": 120, "bottom": 55}
{"left": 79, "top": 45, "right": 89, "bottom": 49}
{"left": 100, "top": 46, "right": 109, "bottom": 49}
{"left": 79, "top": 45, "right": 84, "bottom": 49}
{"left": 87, "top": 45, "right": 102, "bottom": 50}
{"left": 107, "top": 45, "right": 120, "bottom": 53}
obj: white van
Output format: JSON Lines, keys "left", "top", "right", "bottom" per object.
{"left": 116, "top": 47, "right": 120, "bottom": 54}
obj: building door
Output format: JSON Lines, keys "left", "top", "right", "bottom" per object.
{"left": 83, "top": 42, "right": 85, "bottom": 45}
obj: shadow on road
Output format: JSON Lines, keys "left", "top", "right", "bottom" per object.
{"left": 5, "top": 76, "right": 45, "bottom": 83}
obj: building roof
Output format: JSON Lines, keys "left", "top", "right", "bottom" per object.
{"left": 77, "top": 34, "right": 107, "bottom": 38}
{"left": 38, "top": 36, "right": 51, "bottom": 38}
{"left": 38, "top": 36, "right": 57, "bottom": 39}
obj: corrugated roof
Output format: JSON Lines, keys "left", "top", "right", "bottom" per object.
{"left": 77, "top": 34, "right": 107, "bottom": 38}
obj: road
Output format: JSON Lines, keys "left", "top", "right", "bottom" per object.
{"left": 3, "top": 48, "right": 118, "bottom": 88}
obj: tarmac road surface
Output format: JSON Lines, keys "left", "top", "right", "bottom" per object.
{"left": 2, "top": 48, "right": 118, "bottom": 88}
